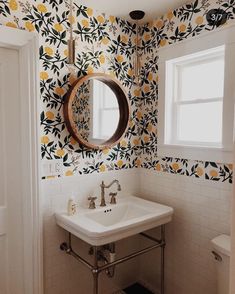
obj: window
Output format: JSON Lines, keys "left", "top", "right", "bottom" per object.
{"left": 158, "top": 26, "right": 235, "bottom": 162}
{"left": 91, "top": 80, "right": 119, "bottom": 140}
{"left": 166, "top": 46, "right": 224, "bottom": 147}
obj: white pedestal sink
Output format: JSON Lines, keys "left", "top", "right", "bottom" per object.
{"left": 56, "top": 195, "right": 173, "bottom": 246}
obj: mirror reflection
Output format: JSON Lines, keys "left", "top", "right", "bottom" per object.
{"left": 72, "top": 79, "right": 120, "bottom": 145}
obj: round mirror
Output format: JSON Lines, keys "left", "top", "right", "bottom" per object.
{"left": 64, "top": 73, "right": 130, "bottom": 150}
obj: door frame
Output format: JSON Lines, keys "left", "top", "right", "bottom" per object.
{"left": 0, "top": 26, "right": 43, "bottom": 294}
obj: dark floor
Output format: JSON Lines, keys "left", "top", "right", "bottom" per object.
{"left": 123, "top": 283, "right": 154, "bottom": 294}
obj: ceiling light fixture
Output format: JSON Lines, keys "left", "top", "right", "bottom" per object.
{"left": 129, "top": 10, "right": 145, "bottom": 86}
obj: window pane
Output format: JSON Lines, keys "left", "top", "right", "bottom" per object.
{"left": 92, "top": 79, "right": 118, "bottom": 108}
{"left": 103, "top": 86, "right": 118, "bottom": 108}
{"left": 178, "top": 101, "right": 222, "bottom": 143}
{"left": 180, "top": 56, "right": 224, "bottom": 101}
{"left": 101, "top": 109, "right": 119, "bottom": 139}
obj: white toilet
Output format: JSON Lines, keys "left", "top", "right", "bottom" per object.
{"left": 211, "top": 234, "right": 231, "bottom": 294}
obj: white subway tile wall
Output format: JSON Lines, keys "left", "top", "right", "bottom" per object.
{"left": 42, "top": 168, "right": 232, "bottom": 294}
{"left": 41, "top": 169, "right": 142, "bottom": 294}
{"left": 139, "top": 169, "right": 232, "bottom": 294}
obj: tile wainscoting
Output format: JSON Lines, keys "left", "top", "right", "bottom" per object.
{"left": 41, "top": 169, "right": 143, "bottom": 294}
{"left": 139, "top": 168, "right": 232, "bottom": 294}
{"left": 41, "top": 167, "right": 232, "bottom": 294}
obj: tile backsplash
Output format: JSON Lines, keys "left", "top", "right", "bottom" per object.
{"left": 42, "top": 167, "right": 232, "bottom": 294}
{"left": 42, "top": 169, "right": 143, "bottom": 294}
{"left": 139, "top": 168, "right": 232, "bottom": 294}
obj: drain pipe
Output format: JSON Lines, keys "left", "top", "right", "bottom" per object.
{"left": 60, "top": 228, "right": 166, "bottom": 294}
{"left": 89, "top": 243, "right": 116, "bottom": 278}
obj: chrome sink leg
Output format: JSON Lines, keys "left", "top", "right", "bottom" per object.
{"left": 92, "top": 246, "right": 99, "bottom": 294}
{"left": 92, "top": 270, "right": 98, "bottom": 294}
{"left": 60, "top": 229, "right": 167, "bottom": 294}
{"left": 160, "top": 225, "right": 166, "bottom": 294}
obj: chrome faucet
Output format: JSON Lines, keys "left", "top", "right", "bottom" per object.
{"left": 100, "top": 179, "right": 121, "bottom": 207}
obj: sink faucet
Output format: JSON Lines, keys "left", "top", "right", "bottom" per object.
{"left": 100, "top": 179, "right": 121, "bottom": 207}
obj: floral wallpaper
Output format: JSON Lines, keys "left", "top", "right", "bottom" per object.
{"left": 140, "top": 0, "right": 235, "bottom": 184}
{"left": 0, "top": 0, "right": 233, "bottom": 183}
{"left": 72, "top": 80, "right": 91, "bottom": 142}
{"left": 0, "top": 0, "right": 141, "bottom": 177}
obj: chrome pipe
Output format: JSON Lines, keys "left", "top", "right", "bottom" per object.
{"left": 97, "top": 241, "right": 163, "bottom": 273}
{"left": 69, "top": 248, "right": 94, "bottom": 271}
{"left": 69, "top": 231, "right": 72, "bottom": 247}
{"left": 140, "top": 232, "right": 162, "bottom": 243}
{"left": 93, "top": 246, "right": 99, "bottom": 294}
{"left": 60, "top": 225, "right": 166, "bottom": 294}
{"left": 61, "top": 233, "right": 93, "bottom": 270}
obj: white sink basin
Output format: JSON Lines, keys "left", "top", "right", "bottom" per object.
{"left": 86, "top": 202, "right": 150, "bottom": 226}
{"left": 55, "top": 195, "right": 173, "bottom": 246}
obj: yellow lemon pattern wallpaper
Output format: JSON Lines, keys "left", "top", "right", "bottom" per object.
{"left": 139, "top": 0, "right": 234, "bottom": 184}
{"left": 0, "top": 0, "right": 234, "bottom": 183}
{"left": 0, "top": 0, "right": 141, "bottom": 177}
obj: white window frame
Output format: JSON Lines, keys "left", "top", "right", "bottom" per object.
{"left": 166, "top": 45, "right": 225, "bottom": 147}
{"left": 158, "top": 24, "right": 235, "bottom": 163}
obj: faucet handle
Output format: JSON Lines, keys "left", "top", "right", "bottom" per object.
{"left": 109, "top": 192, "right": 117, "bottom": 204}
{"left": 88, "top": 196, "right": 97, "bottom": 209}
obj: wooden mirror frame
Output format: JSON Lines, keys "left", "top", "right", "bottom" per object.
{"left": 64, "top": 73, "right": 130, "bottom": 150}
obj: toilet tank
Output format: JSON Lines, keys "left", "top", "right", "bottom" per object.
{"left": 211, "top": 234, "right": 231, "bottom": 294}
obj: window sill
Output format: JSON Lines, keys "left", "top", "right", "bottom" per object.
{"left": 158, "top": 144, "right": 233, "bottom": 163}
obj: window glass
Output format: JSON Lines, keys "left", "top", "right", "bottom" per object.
{"left": 158, "top": 30, "right": 235, "bottom": 162}
{"left": 165, "top": 46, "right": 225, "bottom": 147}
{"left": 103, "top": 87, "right": 118, "bottom": 108}
{"left": 101, "top": 109, "right": 119, "bottom": 138}
{"left": 178, "top": 101, "right": 222, "bottom": 143}
{"left": 180, "top": 56, "right": 224, "bottom": 101}
{"left": 92, "top": 80, "right": 119, "bottom": 140}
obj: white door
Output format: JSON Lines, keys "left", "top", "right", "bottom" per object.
{"left": 0, "top": 47, "right": 25, "bottom": 294}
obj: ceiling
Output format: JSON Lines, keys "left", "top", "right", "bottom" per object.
{"left": 78, "top": 0, "right": 190, "bottom": 23}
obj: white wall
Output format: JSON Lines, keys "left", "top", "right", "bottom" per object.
{"left": 138, "top": 169, "right": 232, "bottom": 294}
